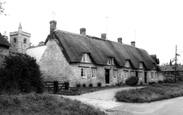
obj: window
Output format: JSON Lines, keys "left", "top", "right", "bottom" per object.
{"left": 24, "top": 38, "right": 27, "bottom": 44}
{"left": 113, "top": 70, "right": 118, "bottom": 78}
{"left": 81, "top": 53, "right": 89, "bottom": 62}
{"left": 91, "top": 68, "right": 97, "bottom": 78}
{"left": 151, "top": 72, "right": 154, "bottom": 79}
{"left": 139, "top": 63, "right": 143, "bottom": 69}
{"left": 13, "top": 37, "right": 17, "bottom": 43}
{"left": 125, "top": 60, "right": 130, "bottom": 68}
{"left": 81, "top": 68, "right": 87, "bottom": 78}
{"left": 107, "top": 57, "right": 113, "bottom": 65}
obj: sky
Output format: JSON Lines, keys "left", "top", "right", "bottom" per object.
{"left": 1, "top": 0, "right": 183, "bottom": 65}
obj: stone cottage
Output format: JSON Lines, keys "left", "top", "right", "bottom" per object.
{"left": 27, "top": 20, "right": 163, "bottom": 87}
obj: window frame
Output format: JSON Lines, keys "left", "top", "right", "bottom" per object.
{"left": 81, "top": 67, "right": 87, "bottom": 78}
{"left": 91, "top": 68, "right": 97, "bottom": 78}
{"left": 81, "top": 53, "right": 89, "bottom": 63}
{"left": 107, "top": 57, "right": 113, "bottom": 65}
{"left": 23, "top": 38, "right": 27, "bottom": 44}
{"left": 13, "top": 37, "right": 17, "bottom": 43}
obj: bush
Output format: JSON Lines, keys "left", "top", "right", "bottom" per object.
{"left": 0, "top": 53, "right": 44, "bottom": 94}
{"left": 82, "top": 84, "right": 86, "bottom": 87}
{"left": 76, "top": 84, "right": 81, "bottom": 87}
{"left": 126, "top": 76, "right": 139, "bottom": 86}
{"left": 89, "top": 83, "right": 93, "bottom": 87}
{"left": 148, "top": 81, "right": 156, "bottom": 85}
{"left": 158, "top": 80, "right": 164, "bottom": 84}
{"left": 116, "top": 81, "right": 123, "bottom": 86}
{"left": 97, "top": 82, "right": 102, "bottom": 87}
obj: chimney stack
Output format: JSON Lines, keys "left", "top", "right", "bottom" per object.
{"left": 118, "top": 37, "right": 122, "bottom": 44}
{"left": 101, "top": 33, "right": 106, "bottom": 40}
{"left": 50, "top": 20, "right": 57, "bottom": 34}
{"left": 131, "top": 41, "right": 136, "bottom": 47}
{"left": 80, "top": 28, "right": 86, "bottom": 35}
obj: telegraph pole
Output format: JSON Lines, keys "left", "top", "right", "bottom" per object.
{"left": 175, "top": 45, "right": 177, "bottom": 83}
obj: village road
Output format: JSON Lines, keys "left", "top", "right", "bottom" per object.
{"left": 61, "top": 87, "right": 183, "bottom": 115}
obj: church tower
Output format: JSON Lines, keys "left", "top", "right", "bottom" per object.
{"left": 9, "top": 23, "right": 31, "bottom": 54}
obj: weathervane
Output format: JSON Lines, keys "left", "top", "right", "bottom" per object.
{"left": 50, "top": 9, "right": 56, "bottom": 20}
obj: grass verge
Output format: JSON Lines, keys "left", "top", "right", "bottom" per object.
{"left": 115, "top": 82, "right": 183, "bottom": 103}
{"left": 0, "top": 93, "right": 106, "bottom": 115}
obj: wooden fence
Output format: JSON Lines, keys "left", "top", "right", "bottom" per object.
{"left": 44, "top": 81, "right": 69, "bottom": 94}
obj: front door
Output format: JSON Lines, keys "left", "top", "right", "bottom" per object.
{"left": 105, "top": 69, "right": 110, "bottom": 84}
{"left": 144, "top": 72, "right": 147, "bottom": 83}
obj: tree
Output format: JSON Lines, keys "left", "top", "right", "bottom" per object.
{"left": 0, "top": 53, "right": 44, "bottom": 94}
{"left": 0, "top": 1, "right": 7, "bottom": 15}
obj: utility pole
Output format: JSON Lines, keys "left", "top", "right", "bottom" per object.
{"left": 175, "top": 45, "right": 177, "bottom": 83}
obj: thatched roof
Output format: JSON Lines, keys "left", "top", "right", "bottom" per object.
{"left": 46, "top": 30, "right": 156, "bottom": 70}
{"left": 0, "top": 33, "right": 10, "bottom": 48}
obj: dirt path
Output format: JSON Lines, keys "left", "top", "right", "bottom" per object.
{"left": 61, "top": 87, "right": 183, "bottom": 115}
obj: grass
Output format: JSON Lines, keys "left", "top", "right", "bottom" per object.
{"left": 115, "top": 82, "right": 183, "bottom": 103}
{"left": 0, "top": 93, "right": 106, "bottom": 115}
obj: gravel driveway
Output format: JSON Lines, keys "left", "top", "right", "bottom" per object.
{"left": 61, "top": 87, "right": 183, "bottom": 115}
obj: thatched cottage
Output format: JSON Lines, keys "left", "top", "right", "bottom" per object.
{"left": 27, "top": 20, "right": 163, "bottom": 87}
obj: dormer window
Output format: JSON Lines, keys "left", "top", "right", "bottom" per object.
{"left": 107, "top": 57, "right": 114, "bottom": 65}
{"left": 125, "top": 60, "right": 130, "bottom": 68}
{"left": 81, "top": 53, "right": 91, "bottom": 63}
{"left": 139, "top": 63, "right": 144, "bottom": 69}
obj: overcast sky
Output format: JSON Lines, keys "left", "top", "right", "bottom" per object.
{"left": 1, "top": 0, "right": 183, "bottom": 65}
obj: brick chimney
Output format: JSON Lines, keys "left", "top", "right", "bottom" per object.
{"left": 50, "top": 20, "right": 57, "bottom": 34}
{"left": 80, "top": 28, "right": 86, "bottom": 35}
{"left": 118, "top": 37, "right": 122, "bottom": 44}
{"left": 101, "top": 33, "right": 106, "bottom": 40}
{"left": 131, "top": 41, "right": 135, "bottom": 47}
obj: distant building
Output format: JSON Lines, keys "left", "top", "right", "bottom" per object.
{"left": 9, "top": 23, "right": 31, "bottom": 54}
{"left": 27, "top": 20, "right": 164, "bottom": 87}
{"left": 160, "top": 65, "right": 183, "bottom": 76}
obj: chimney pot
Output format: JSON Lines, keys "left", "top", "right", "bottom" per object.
{"left": 50, "top": 20, "right": 57, "bottom": 34}
{"left": 131, "top": 41, "right": 136, "bottom": 47}
{"left": 80, "top": 28, "right": 86, "bottom": 35}
{"left": 118, "top": 37, "right": 122, "bottom": 44}
{"left": 101, "top": 33, "right": 106, "bottom": 39}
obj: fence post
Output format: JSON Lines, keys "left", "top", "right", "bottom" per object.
{"left": 65, "top": 82, "right": 69, "bottom": 90}
{"left": 54, "top": 81, "right": 58, "bottom": 94}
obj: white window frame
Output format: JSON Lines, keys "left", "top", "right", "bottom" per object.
{"left": 81, "top": 68, "right": 87, "bottom": 78}
{"left": 151, "top": 72, "right": 154, "bottom": 79}
{"left": 91, "top": 68, "right": 97, "bottom": 78}
{"left": 113, "top": 69, "right": 118, "bottom": 78}
{"left": 81, "top": 53, "right": 89, "bottom": 62}
{"left": 107, "top": 57, "right": 113, "bottom": 65}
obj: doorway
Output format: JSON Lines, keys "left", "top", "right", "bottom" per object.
{"left": 105, "top": 69, "right": 110, "bottom": 84}
{"left": 144, "top": 72, "right": 147, "bottom": 83}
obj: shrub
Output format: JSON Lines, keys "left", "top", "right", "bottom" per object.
{"left": 76, "top": 84, "right": 81, "bottom": 87}
{"left": 126, "top": 76, "right": 139, "bottom": 86}
{"left": 0, "top": 53, "right": 44, "bottom": 94}
{"left": 89, "top": 83, "right": 93, "bottom": 87}
{"left": 97, "top": 82, "right": 102, "bottom": 87}
{"left": 116, "top": 81, "right": 122, "bottom": 86}
{"left": 148, "top": 81, "right": 156, "bottom": 85}
{"left": 158, "top": 80, "right": 164, "bottom": 84}
{"left": 82, "top": 84, "right": 86, "bottom": 87}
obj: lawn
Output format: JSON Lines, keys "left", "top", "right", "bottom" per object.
{"left": 0, "top": 93, "right": 106, "bottom": 115}
{"left": 115, "top": 82, "right": 183, "bottom": 103}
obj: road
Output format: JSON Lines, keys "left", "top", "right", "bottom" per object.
{"left": 61, "top": 87, "right": 183, "bottom": 115}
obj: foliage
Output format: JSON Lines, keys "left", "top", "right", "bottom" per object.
{"left": 115, "top": 82, "right": 183, "bottom": 103}
{"left": 97, "top": 82, "right": 102, "bottom": 87}
{"left": 76, "top": 83, "right": 81, "bottom": 87}
{"left": 115, "top": 81, "right": 123, "bottom": 86}
{"left": 126, "top": 76, "right": 139, "bottom": 86}
{"left": 0, "top": 53, "right": 44, "bottom": 94}
{"left": 89, "top": 83, "right": 93, "bottom": 87}
{"left": 148, "top": 81, "right": 156, "bottom": 85}
{"left": 82, "top": 84, "right": 86, "bottom": 87}
{"left": 0, "top": 93, "right": 106, "bottom": 115}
